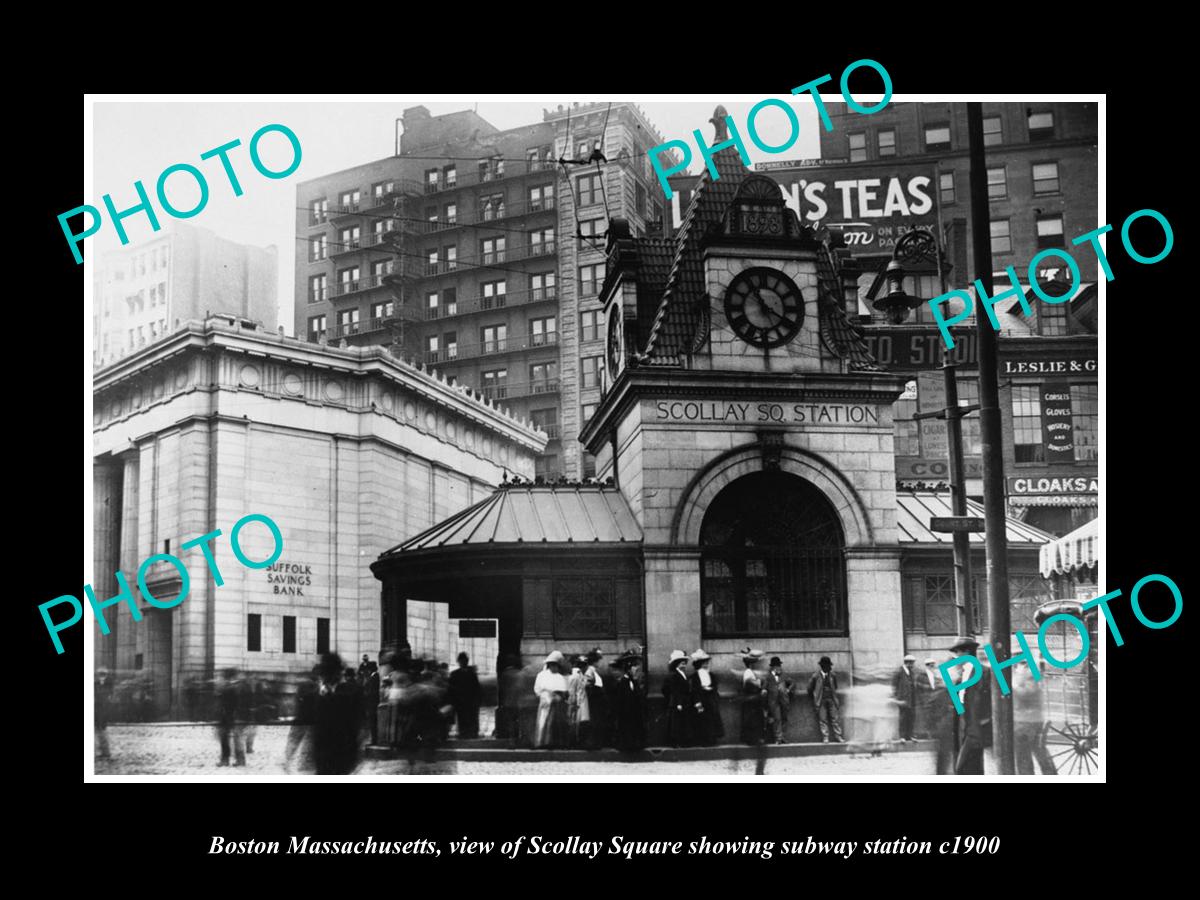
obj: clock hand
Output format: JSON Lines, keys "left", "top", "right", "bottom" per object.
{"left": 750, "top": 290, "right": 785, "bottom": 324}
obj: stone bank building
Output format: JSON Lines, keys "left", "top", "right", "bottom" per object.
{"left": 92, "top": 316, "right": 543, "bottom": 717}
{"left": 372, "top": 139, "right": 1053, "bottom": 724}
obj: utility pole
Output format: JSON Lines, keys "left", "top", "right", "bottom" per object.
{"left": 966, "top": 102, "right": 1014, "bottom": 775}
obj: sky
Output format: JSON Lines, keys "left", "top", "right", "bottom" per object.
{"left": 90, "top": 97, "right": 825, "bottom": 332}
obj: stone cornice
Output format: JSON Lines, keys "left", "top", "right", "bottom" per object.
{"left": 92, "top": 318, "right": 547, "bottom": 452}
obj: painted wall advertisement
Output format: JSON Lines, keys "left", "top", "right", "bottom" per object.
{"left": 1041, "top": 381, "right": 1075, "bottom": 462}
{"left": 671, "top": 161, "right": 938, "bottom": 253}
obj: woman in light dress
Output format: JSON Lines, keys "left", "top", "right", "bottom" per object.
{"left": 533, "top": 650, "right": 570, "bottom": 748}
{"left": 566, "top": 655, "right": 590, "bottom": 747}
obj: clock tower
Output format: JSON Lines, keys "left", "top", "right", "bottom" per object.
{"left": 582, "top": 114, "right": 909, "bottom": 690}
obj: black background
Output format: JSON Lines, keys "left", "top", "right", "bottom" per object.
{"left": 22, "top": 28, "right": 1186, "bottom": 883}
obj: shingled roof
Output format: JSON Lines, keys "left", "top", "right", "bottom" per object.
{"left": 640, "top": 145, "right": 750, "bottom": 365}
{"left": 633, "top": 143, "right": 881, "bottom": 370}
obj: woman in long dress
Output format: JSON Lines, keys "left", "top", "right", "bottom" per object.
{"left": 533, "top": 651, "right": 569, "bottom": 748}
{"left": 689, "top": 649, "right": 724, "bottom": 746}
{"left": 584, "top": 648, "right": 608, "bottom": 749}
{"left": 566, "top": 655, "right": 590, "bottom": 748}
{"left": 739, "top": 648, "right": 767, "bottom": 746}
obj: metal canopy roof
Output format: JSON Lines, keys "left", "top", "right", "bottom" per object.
{"left": 381, "top": 484, "right": 643, "bottom": 556}
{"left": 897, "top": 491, "right": 1055, "bottom": 546}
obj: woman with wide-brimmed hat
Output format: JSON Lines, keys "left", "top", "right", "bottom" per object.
{"left": 566, "top": 655, "right": 591, "bottom": 748}
{"left": 533, "top": 651, "right": 569, "bottom": 748}
{"left": 610, "top": 649, "right": 647, "bottom": 752}
{"left": 739, "top": 648, "right": 768, "bottom": 746}
{"left": 688, "top": 649, "right": 724, "bottom": 746}
{"left": 662, "top": 650, "right": 693, "bottom": 748}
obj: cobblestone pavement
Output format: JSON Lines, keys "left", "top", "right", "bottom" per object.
{"left": 94, "top": 724, "right": 937, "bottom": 777}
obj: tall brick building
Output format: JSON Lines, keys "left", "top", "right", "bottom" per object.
{"left": 94, "top": 221, "right": 278, "bottom": 370}
{"left": 293, "top": 103, "right": 668, "bottom": 481}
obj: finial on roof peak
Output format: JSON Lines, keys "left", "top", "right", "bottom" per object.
{"left": 710, "top": 106, "right": 729, "bottom": 142}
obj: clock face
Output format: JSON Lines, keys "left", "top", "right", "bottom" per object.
{"left": 607, "top": 308, "right": 622, "bottom": 377}
{"left": 723, "top": 267, "right": 804, "bottom": 348}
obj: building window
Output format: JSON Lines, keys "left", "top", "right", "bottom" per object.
{"left": 529, "top": 227, "right": 555, "bottom": 255}
{"left": 444, "top": 331, "right": 458, "bottom": 358}
{"left": 481, "top": 279, "right": 507, "bottom": 309}
{"left": 635, "top": 182, "right": 647, "bottom": 216}
{"left": 444, "top": 202, "right": 457, "bottom": 224}
{"left": 579, "top": 218, "right": 604, "bottom": 240}
{"left": 338, "top": 266, "right": 360, "bottom": 295}
{"left": 986, "top": 166, "right": 1008, "bottom": 200}
{"left": 1032, "top": 162, "right": 1061, "bottom": 196}
{"left": 1012, "top": 385, "right": 1045, "bottom": 463}
{"left": 338, "top": 189, "right": 361, "bottom": 212}
{"left": 577, "top": 137, "right": 598, "bottom": 160}
{"left": 939, "top": 171, "right": 955, "bottom": 205}
{"left": 443, "top": 165, "right": 457, "bottom": 188}
{"left": 530, "top": 361, "right": 558, "bottom": 391}
{"left": 877, "top": 128, "right": 896, "bottom": 158}
{"left": 247, "top": 614, "right": 261, "bottom": 652}
{"left": 1037, "top": 215, "right": 1065, "bottom": 249}
{"left": 531, "top": 408, "right": 558, "bottom": 440}
{"left": 553, "top": 577, "right": 615, "bottom": 639}
{"left": 581, "top": 401, "right": 598, "bottom": 424}
{"left": 481, "top": 236, "right": 506, "bottom": 264}
{"left": 701, "top": 472, "right": 847, "bottom": 636}
{"left": 371, "top": 218, "right": 394, "bottom": 244}
{"left": 479, "top": 156, "right": 504, "bottom": 181}
{"left": 577, "top": 173, "right": 603, "bottom": 207}
{"left": 918, "top": 574, "right": 957, "bottom": 635}
{"left": 282, "top": 616, "right": 296, "bottom": 653}
{"left": 426, "top": 291, "right": 440, "bottom": 317}
{"left": 371, "top": 300, "right": 394, "bottom": 322}
{"left": 580, "top": 309, "right": 600, "bottom": 341}
{"left": 371, "top": 259, "right": 393, "bottom": 285}
{"left": 529, "top": 316, "right": 557, "bottom": 346}
{"left": 983, "top": 116, "right": 1003, "bottom": 146}
{"left": 481, "top": 324, "right": 507, "bottom": 354}
{"left": 444, "top": 246, "right": 457, "bottom": 270}
{"left": 582, "top": 452, "right": 596, "bottom": 479}
{"left": 339, "top": 226, "right": 361, "bottom": 251}
{"left": 426, "top": 249, "right": 440, "bottom": 275}
{"left": 482, "top": 368, "right": 508, "bottom": 399}
{"left": 990, "top": 219, "right": 1012, "bottom": 255}
{"left": 371, "top": 181, "right": 395, "bottom": 204}
{"left": 1072, "top": 383, "right": 1098, "bottom": 462}
{"left": 308, "top": 315, "right": 327, "bottom": 342}
{"left": 924, "top": 124, "right": 951, "bottom": 151}
{"left": 581, "top": 355, "right": 602, "bottom": 389}
{"left": 529, "top": 184, "right": 555, "bottom": 212}
{"left": 316, "top": 617, "right": 330, "bottom": 655}
{"left": 309, "top": 234, "right": 327, "bottom": 262}
{"left": 1028, "top": 110, "right": 1055, "bottom": 141}
{"left": 848, "top": 131, "right": 867, "bottom": 162}
{"left": 1039, "top": 299, "right": 1069, "bottom": 337}
{"left": 308, "top": 274, "right": 327, "bottom": 304}
{"left": 309, "top": 198, "right": 328, "bottom": 225}
{"left": 338, "top": 308, "right": 360, "bottom": 336}
{"left": 579, "top": 263, "right": 604, "bottom": 297}
{"left": 426, "top": 334, "right": 440, "bottom": 356}
{"left": 531, "top": 271, "right": 556, "bottom": 301}
{"left": 425, "top": 168, "right": 439, "bottom": 192}
{"left": 481, "top": 192, "right": 506, "bottom": 221}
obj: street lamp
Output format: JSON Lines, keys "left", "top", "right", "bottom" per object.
{"left": 871, "top": 229, "right": 946, "bottom": 324}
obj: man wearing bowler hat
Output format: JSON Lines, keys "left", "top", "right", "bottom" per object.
{"left": 765, "top": 657, "right": 793, "bottom": 744}
{"left": 807, "top": 656, "right": 844, "bottom": 743}
{"left": 892, "top": 654, "right": 919, "bottom": 742}
{"left": 947, "top": 636, "right": 991, "bottom": 775}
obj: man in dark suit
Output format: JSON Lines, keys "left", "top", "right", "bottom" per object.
{"left": 891, "top": 653, "right": 918, "bottom": 742}
{"left": 448, "top": 652, "right": 481, "bottom": 739}
{"left": 807, "top": 656, "right": 843, "bottom": 743}
{"left": 947, "top": 637, "right": 991, "bottom": 775}
{"left": 764, "top": 657, "right": 793, "bottom": 744}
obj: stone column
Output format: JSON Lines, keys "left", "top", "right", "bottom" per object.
{"left": 92, "top": 461, "right": 123, "bottom": 672}
{"left": 114, "top": 452, "right": 141, "bottom": 672}
{"left": 642, "top": 547, "right": 702, "bottom": 676}
{"left": 844, "top": 547, "right": 904, "bottom": 674}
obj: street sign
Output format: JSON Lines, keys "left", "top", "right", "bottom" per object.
{"left": 930, "top": 516, "right": 986, "bottom": 533}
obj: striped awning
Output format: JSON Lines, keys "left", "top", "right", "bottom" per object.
{"left": 1039, "top": 516, "right": 1099, "bottom": 578}
{"left": 897, "top": 491, "right": 1055, "bottom": 546}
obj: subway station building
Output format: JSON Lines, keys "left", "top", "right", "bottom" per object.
{"left": 92, "top": 316, "right": 543, "bottom": 718}
{"left": 372, "top": 138, "right": 1053, "bottom": 740}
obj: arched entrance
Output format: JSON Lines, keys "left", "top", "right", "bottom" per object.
{"left": 700, "top": 471, "right": 847, "bottom": 637}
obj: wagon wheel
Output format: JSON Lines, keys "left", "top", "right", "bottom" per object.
{"left": 1046, "top": 721, "right": 1099, "bottom": 776}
